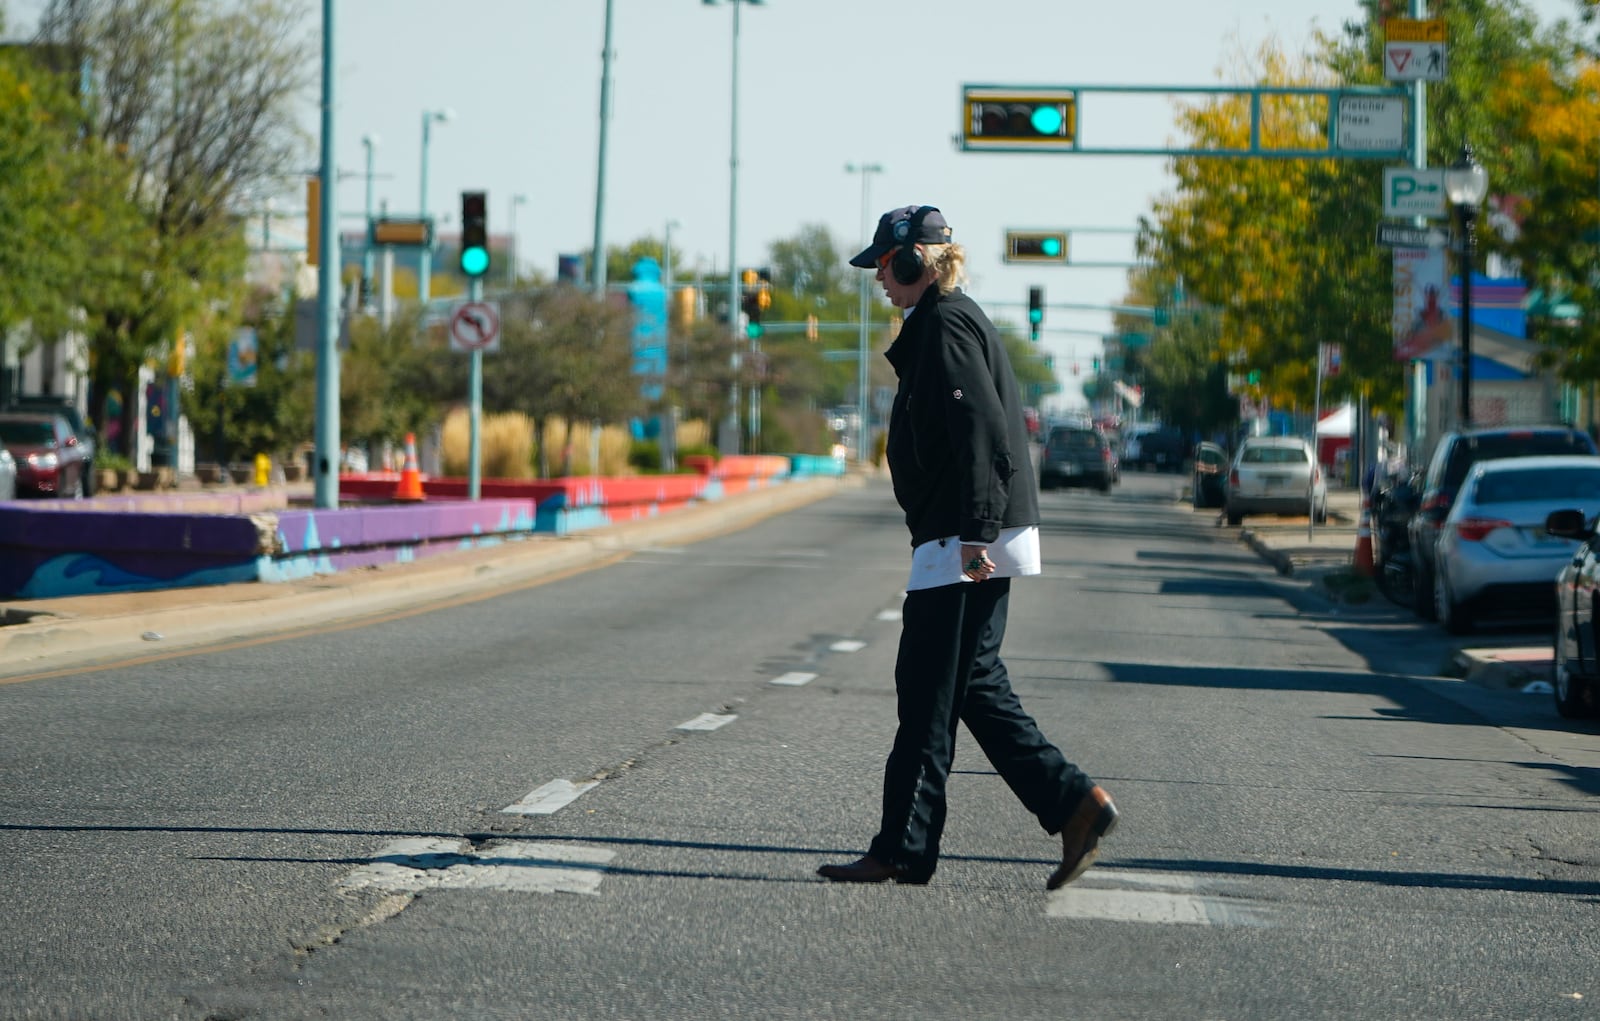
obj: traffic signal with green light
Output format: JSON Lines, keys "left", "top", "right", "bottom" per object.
{"left": 459, "top": 191, "right": 489, "bottom": 278}
{"left": 961, "top": 87, "right": 1078, "bottom": 151}
{"left": 1005, "top": 230, "right": 1067, "bottom": 263}
{"left": 1027, "top": 286, "right": 1044, "bottom": 341}
{"left": 740, "top": 267, "right": 771, "bottom": 340}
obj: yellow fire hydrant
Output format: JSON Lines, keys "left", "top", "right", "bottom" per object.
{"left": 253, "top": 452, "right": 271, "bottom": 487}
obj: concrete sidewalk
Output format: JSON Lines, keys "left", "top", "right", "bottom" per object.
{"left": 1231, "top": 485, "right": 1553, "bottom": 692}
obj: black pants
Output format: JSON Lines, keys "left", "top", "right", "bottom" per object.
{"left": 867, "top": 578, "right": 1094, "bottom": 880}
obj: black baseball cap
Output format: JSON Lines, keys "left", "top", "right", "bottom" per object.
{"left": 848, "top": 205, "right": 953, "bottom": 268}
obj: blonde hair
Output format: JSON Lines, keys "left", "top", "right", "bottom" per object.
{"left": 922, "top": 242, "right": 968, "bottom": 292}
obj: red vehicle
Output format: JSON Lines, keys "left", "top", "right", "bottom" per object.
{"left": 0, "top": 411, "right": 89, "bottom": 499}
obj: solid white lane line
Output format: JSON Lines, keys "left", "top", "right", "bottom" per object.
{"left": 341, "top": 838, "right": 615, "bottom": 895}
{"left": 676, "top": 712, "right": 737, "bottom": 731}
{"left": 501, "top": 778, "right": 600, "bottom": 816}
{"left": 830, "top": 640, "right": 867, "bottom": 652}
{"left": 771, "top": 671, "right": 817, "bottom": 686}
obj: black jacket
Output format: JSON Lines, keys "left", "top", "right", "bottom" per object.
{"left": 883, "top": 286, "right": 1040, "bottom": 548}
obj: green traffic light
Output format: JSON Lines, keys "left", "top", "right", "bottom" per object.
{"left": 1030, "top": 104, "right": 1064, "bottom": 135}
{"left": 460, "top": 246, "right": 489, "bottom": 277}
{"left": 1029, "top": 309, "right": 1043, "bottom": 324}
{"left": 746, "top": 322, "right": 764, "bottom": 340}
{"left": 1040, "top": 237, "right": 1062, "bottom": 257}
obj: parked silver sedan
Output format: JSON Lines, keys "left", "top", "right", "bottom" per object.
{"left": 1224, "top": 435, "right": 1327, "bottom": 525}
{"left": 1432, "top": 455, "right": 1600, "bottom": 634}
{"left": 0, "top": 445, "right": 13, "bottom": 500}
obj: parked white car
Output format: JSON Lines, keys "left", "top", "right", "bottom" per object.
{"left": 1224, "top": 435, "right": 1326, "bottom": 525}
{"left": 0, "top": 445, "right": 14, "bottom": 500}
{"left": 1431, "top": 455, "right": 1600, "bottom": 634}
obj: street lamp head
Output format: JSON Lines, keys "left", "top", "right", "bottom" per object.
{"left": 362, "top": 132, "right": 380, "bottom": 148}
{"left": 427, "top": 108, "right": 455, "bottom": 124}
{"left": 1445, "top": 142, "right": 1489, "bottom": 207}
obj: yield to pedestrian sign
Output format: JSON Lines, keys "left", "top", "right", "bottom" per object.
{"left": 1383, "top": 168, "right": 1446, "bottom": 219}
{"left": 449, "top": 301, "right": 501, "bottom": 353}
{"left": 1384, "top": 18, "right": 1447, "bottom": 82}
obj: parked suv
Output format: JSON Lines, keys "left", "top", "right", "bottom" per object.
{"left": 1039, "top": 425, "right": 1116, "bottom": 492}
{"left": 1407, "top": 425, "right": 1598, "bottom": 619}
{"left": 1, "top": 395, "right": 95, "bottom": 496}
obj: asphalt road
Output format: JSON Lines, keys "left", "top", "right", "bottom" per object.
{"left": 2, "top": 472, "right": 1596, "bottom": 1020}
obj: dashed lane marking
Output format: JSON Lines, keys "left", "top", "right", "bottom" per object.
{"left": 876, "top": 609, "right": 902, "bottom": 621}
{"left": 676, "top": 712, "right": 737, "bottom": 731}
{"left": 830, "top": 640, "right": 867, "bottom": 652}
{"left": 501, "top": 778, "right": 600, "bottom": 816}
{"left": 771, "top": 671, "right": 817, "bottom": 686}
{"left": 341, "top": 838, "right": 614, "bottom": 895}
{"left": 1046, "top": 869, "right": 1277, "bottom": 927}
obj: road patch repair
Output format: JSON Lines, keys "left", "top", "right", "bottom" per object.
{"left": 341, "top": 838, "right": 615, "bottom": 895}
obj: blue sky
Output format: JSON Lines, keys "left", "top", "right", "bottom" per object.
{"left": 5, "top": 0, "right": 1585, "bottom": 404}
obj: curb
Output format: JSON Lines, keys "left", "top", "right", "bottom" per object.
{"left": 1445, "top": 647, "right": 1553, "bottom": 691}
{"left": 0, "top": 475, "right": 858, "bottom": 680}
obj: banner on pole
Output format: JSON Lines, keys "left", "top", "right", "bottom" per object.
{"left": 1392, "top": 247, "right": 1451, "bottom": 360}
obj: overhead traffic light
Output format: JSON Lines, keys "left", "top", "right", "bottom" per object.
{"left": 1005, "top": 230, "right": 1068, "bottom": 263}
{"left": 740, "top": 267, "right": 772, "bottom": 340}
{"left": 1027, "top": 286, "right": 1044, "bottom": 341}
{"left": 459, "top": 191, "right": 489, "bottom": 278}
{"left": 961, "top": 87, "right": 1078, "bottom": 151}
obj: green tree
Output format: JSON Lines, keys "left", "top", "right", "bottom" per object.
{"left": 35, "top": 0, "right": 314, "bottom": 457}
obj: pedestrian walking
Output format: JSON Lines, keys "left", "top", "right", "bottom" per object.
{"left": 817, "top": 205, "right": 1118, "bottom": 888}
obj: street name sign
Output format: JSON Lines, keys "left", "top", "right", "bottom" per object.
{"left": 1334, "top": 96, "right": 1405, "bottom": 152}
{"left": 449, "top": 300, "right": 501, "bottom": 353}
{"left": 1376, "top": 222, "right": 1451, "bottom": 249}
{"left": 1383, "top": 167, "right": 1446, "bottom": 219}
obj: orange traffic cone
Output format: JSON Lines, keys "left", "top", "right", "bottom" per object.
{"left": 394, "top": 432, "right": 424, "bottom": 501}
{"left": 1352, "top": 490, "right": 1374, "bottom": 576}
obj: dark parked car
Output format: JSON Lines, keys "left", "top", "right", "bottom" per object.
{"left": 1191, "top": 442, "right": 1229, "bottom": 508}
{"left": 1125, "top": 425, "right": 1186, "bottom": 473}
{"left": 1542, "top": 506, "right": 1600, "bottom": 719}
{"left": 0, "top": 411, "right": 89, "bottom": 498}
{"left": 1408, "top": 425, "right": 1598, "bottom": 619}
{"left": 2, "top": 395, "right": 95, "bottom": 496}
{"left": 1039, "top": 425, "right": 1115, "bottom": 492}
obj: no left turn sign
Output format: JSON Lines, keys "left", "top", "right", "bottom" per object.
{"left": 449, "top": 301, "right": 501, "bottom": 352}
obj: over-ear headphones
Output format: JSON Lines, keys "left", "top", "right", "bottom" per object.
{"left": 890, "top": 206, "right": 935, "bottom": 286}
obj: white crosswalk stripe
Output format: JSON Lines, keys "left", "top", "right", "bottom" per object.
{"left": 1046, "top": 869, "right": 1277, "bottom": 927}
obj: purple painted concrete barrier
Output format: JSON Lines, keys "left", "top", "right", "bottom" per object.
{"left": 0, "top": 506, "right": 266, "bottom": 598}
{"left": 262, "top": 500, "right": 537, "bottom": 581}
{"left": 0, "top": 497, "right": 540, "bottom": 598}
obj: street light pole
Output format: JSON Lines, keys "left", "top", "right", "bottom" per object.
{"left": 592, "top": 0, "right": 616, "bottom": 297}
{"left": 845, "top": 161, "right": 882, "bottom": 464}
{"left": 508, "top": 194, "right": 527, "bottom": 286}
{"left": 1445, "top": 142, "right": 1489, "bottom": 430}
{"left": 313, "top": 0, "right": 340, "bottom": 509}
{"left": 361, "top": 133, "right": 378, "bottom": 306}
{"left": 705, "top": 0, "right": 763, "bottom": 454}
{"left": 417, "top": 108, "right": 453, "bottom": 304}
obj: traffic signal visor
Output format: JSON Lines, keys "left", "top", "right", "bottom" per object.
{"left": 1006, "top": 230, "right": 1067, "bottom": 263}
{"left": 962, "top": 87, "right": 1078, "bottom": 151}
